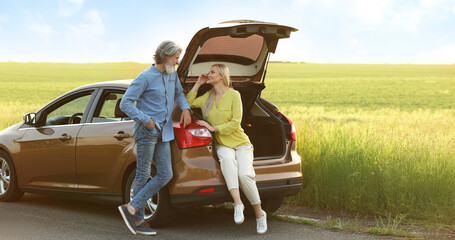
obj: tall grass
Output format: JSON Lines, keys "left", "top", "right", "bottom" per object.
{"left": 262, "top": 63, "right": 455, "bottom": 224}
{"left": 287, "top": 107, "right": 455, "bottom": 223}
{"left": 1, "top": 62, "right": 455, "bottom": 224}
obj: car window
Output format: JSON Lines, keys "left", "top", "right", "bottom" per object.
{"left": 91, "top": 91, "right": 129, "bottom": 123}
{"left": 45, "top": 92, "right": 93, "bottom": 126}
{"left": 195, "top": 34, "right": 264, "bottom": 65}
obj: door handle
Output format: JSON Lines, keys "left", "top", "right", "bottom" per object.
{"left": 114, "top": 132, "right": 130, "bottom": 140}
{"left": 59, "top": 134, "right": 72, "bottom": 142}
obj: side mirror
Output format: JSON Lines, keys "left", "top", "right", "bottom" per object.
{"left": 24, "top": 113, "right": 36, "bottom": 126}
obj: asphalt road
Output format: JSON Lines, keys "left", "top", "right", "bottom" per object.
{"left": 0, "top": 194, "right": 385, "bottom": 240}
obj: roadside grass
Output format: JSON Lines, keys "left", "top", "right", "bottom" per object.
{"left": 365, "top": 214, "right": 413, "bottom": 237}
{"left": 261, "top": 63, "right": 455, "bottom": 226}
{"left": 285, "top": 107, "right": 455, "bottom": 224}
{"left": 271, "top": 210, "right": 418, "bottom": 238}
{"left": 1, "top": 62, "right": 455, "bottom": 234}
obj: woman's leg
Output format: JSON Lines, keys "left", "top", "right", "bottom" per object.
{"left": 235, "top": 145, "right": 264, "bottom": 218}
{"left": 217, "top": 146, "right": 245, "bottom": 224}
{"left": 217, "top": 146, "right": 240, "bottom": 202}
{"left": 235, "top": 145, "right": 267, "bottom": 233}
{"left": 229, "top": 188, "right": 242, "bottom": 205}
{"left": 252, "top": 204, "right": 265, "bottom": 218}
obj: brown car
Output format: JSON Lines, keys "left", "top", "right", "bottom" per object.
{"left": 0, "top": 20, "right": 302, "bottom": 226}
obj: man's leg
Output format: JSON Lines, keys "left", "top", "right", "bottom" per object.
{"left": 129, "top": 136, "right": 173, "bottom": 216}
{"left": 129, "top": 125, "right": 159, "bottom": 221}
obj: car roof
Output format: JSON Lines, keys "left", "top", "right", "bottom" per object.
{"left": 72, "top": 79, "right": 133, "bottom": 92}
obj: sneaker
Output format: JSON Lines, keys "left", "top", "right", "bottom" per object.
{"left": 118, "top": 205, "right": 136, "bottom": 235}
{"left": 136, "top": 222, "right": 157, "bottom": 236}
{"left": 234, "top": 203, "right": 245, "bottom": 224}
{"left": 256, "top": 210, "right": 267, "bottom": 234}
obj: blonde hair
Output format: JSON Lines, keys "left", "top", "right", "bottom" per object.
{"left": 202, "top": 64, "right": 230, "bottom": 118}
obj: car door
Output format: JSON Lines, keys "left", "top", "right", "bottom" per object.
{"left": 19, "top": 91, "right": 95, "bottom": 189}
{"left": 75, "top": 90, "right": 135, "bottom": 192}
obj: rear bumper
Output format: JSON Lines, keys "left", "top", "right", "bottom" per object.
{"left": 170, "top": 177, "right": 301, "bottom": 207}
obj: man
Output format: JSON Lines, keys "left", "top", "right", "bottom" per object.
{"left": 118, "top": 40, "right": 191, "bottom": 235}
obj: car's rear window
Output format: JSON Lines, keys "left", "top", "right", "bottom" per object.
{"left": 194, "top": 34, "right": 264, "bottom": 65}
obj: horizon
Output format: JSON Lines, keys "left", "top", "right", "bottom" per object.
{"left": 1, "top": 61, "right": 454, "bottom": 65}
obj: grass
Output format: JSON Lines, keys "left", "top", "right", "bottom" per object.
{"left": 366, "top": 213, "right": 412, "bottom": 237}
{"left": 261, "top": 63, "right": 455, "bottom": 225}
{"left": 1, "top": 62, "right": 455, "bottom": 227}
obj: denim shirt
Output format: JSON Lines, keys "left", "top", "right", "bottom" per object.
{"left": 120, "top": 65, "right": 190, "bottom": 142}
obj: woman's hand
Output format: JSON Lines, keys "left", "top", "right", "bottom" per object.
{"left": 196, "top": 120, "right": 216, "bottom": 132}
{"left": 196, "top": 73, "right": 208, "bottom": 86}
{"left": 189, "top": 73, "right": 208, "bottom": 93}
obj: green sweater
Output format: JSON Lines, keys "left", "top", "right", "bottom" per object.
{"left": 186, "top": 89, "right": 251, "bottom": 149}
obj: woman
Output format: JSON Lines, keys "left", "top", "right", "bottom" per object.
{"left": 186, "top": 64, "right": 267, "bottom": 234}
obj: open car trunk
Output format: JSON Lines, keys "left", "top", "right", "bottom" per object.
{"left": 242, "top": 110, "right": 286, "bottom": 159}
{"left": 178, "top": 20, "right": 298, "bottom": 160}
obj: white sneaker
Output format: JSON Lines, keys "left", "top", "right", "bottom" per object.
{"left": 234, "top": 203, "right": 244, "bottom": 224}
{"left": 256, "top": 210, "right": 267, "bottom": 234}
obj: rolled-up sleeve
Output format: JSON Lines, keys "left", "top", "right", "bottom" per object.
{"left": 120, "top": 77, "right": 150, "bottom": 125}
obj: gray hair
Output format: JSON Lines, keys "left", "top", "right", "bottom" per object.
{"left": 154, "top": 40, "right": 182, "bottom": 64}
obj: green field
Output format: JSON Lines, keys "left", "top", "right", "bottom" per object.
{"left": 1, "top": 62, "right": 455, "bottom": 224}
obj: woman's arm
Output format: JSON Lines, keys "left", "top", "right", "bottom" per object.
{"left": 186, "top": 74, "right": 209, "bottom": 108}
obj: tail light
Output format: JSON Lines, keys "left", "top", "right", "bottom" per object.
{"left": 173, "top": 120, "right": 213, "bottom": 149}
{"left": 281, "top": 114, "right": 297, "bottom": 141}
{"left": 197, "top": 188, "right": 216, "bottom": 193}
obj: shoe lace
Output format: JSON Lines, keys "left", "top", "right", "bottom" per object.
{"left": 235, "top": 205, "right": 243, "bottom": 217}
{"left": 257, "top": 217, "right": 265, "bottom": 229}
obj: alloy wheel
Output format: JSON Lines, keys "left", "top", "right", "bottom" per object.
{"left": 0, "top": 158, "right": 10, "bottom": 196}
{"left": 129, "top": 178, "right": 159, "bottom": 220}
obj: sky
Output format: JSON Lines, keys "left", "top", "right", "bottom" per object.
{"left": 0, "top": 0, "right": 454, "bottom": 64}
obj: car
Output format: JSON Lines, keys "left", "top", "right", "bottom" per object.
{"left": 0, "top": 20, "right": 302, "bottom": 226}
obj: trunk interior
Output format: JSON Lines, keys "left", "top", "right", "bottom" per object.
{"left": 242, "top": 115, "right": 285, "bottom": 158}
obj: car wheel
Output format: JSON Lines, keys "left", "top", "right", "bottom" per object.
{"left": 0, "top": 151, "right": 24, "bottom": 202}
{"left": 123, "top": 168, "right": 176, "bottom": 227}
{"left": 262, "top": 197, "right": 284, "bottom": 213}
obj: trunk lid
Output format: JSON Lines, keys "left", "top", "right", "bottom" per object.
{"left": 177, "top": 20, "right": 298, "bottom": 85}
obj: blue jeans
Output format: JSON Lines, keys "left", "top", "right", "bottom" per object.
{"left": 129, "top": 124, "right": 173, "bottom": 221}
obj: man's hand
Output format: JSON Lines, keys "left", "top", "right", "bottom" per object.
{"left": 180, "top": 109, "right": 192, "bottom": 128}
{"left": 145, "top": 119, "right": 155, "bottom": 128}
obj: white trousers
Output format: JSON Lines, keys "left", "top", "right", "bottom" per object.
{"left": 217, "top": 145, "right": 261, "bottom": 205}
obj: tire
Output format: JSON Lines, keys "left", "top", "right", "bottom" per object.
{"left": 262, "top": 197, "right": 284, "bottom": 213}
{"left": 0, "top": 151, "right": 24, "bottom": 202}
{"left": 123, "top": 167, "right": 176, "bottom": 227}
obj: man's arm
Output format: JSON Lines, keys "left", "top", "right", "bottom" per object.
{"left": 174, "top": 74, "right": 192, "bottom": 127}
{"left": 120, "top": 76, "right": 151, "bottom": 126}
